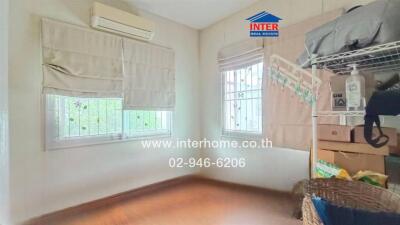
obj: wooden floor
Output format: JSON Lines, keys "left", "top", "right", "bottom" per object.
{"left": 28, "top": 177, "right": 301, "bottom": 225}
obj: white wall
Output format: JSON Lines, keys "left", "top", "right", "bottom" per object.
{"left": 7, "top": 0, "right": 384, "bottom": 223}
{"left": 8, "top": 0, "right": 200, "bottom": 223}
{"left": 0, "top": 0, "right": 10, "bottom": 224}
{"left": 198, "top": 0, "right": 375, "bottom": 191}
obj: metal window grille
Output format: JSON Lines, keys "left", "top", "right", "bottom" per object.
{"left": 123, "top": 110, "right": 171, "bottom": 138}
{"left": 46, "top": 95, "right": 171, "bottom": 145}
{"left": 222, "top": 61, "right": 263, "bottom": 135}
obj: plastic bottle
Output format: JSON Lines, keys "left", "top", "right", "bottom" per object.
{"left": 346, "top": 64, "right": 366, "bottom": 111}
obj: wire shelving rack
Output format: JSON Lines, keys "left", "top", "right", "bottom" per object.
{"left": 310, "top": 40, "right": 400, "bottom": 177}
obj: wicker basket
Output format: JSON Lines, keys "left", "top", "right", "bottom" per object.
{"left": 302, "top": 178, "right": 400, "bottom": 225}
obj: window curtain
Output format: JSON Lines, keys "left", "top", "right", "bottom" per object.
{"left": 218, "top": 39, "right": 264, "bottom": 71}
{"left": 41, "top": 18, "right": 124, "bottom": 97}
{"left": 263, "top": 10, "right": 342, "bottom": 151}
{"left": 122, "top": 38, "right": 175, "bottom": 110}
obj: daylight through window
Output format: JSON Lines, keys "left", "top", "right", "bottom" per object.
{"left": 45, "top": 95, "right": 172, "bottom": 149}
{"left": 222, "top": 61, "right": 263, "bottom": 135}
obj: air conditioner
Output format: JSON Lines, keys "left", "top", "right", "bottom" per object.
{"left": 91, "top": 2, "right": 155, "bottom": 41}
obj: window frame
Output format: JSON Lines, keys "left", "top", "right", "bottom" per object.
{"left": 44, "top": 94, "right": 173, "bottom": 150}
{"left": 221, "top": 59, "right": 264, "bottom": 139}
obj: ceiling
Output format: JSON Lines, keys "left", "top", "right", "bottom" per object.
{"left": 124, "top": 0, "right": 260, "bottom": 29}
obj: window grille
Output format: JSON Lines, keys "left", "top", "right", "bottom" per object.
{"left": 123, "top": 110, "right": 171, "bottom": 138}
{"left": 45, "top": 95, "right": 172, "bottom": 149}
{"left": 222, "top": 61, "right": 263, "bottom": 135}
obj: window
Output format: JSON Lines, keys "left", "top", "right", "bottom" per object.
{"left": 222, "top": 61, "right": 263, "bottom": 136}
{"left": 123, "top": 110, "right": 171, "bottom": 138}
{"left": 45, "top": 95, "right": 172, "bottom": 149}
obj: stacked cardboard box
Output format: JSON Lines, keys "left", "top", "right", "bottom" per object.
{"left": 313, "top": 124, "right": 394, "bottom": 175}
{"left": 386, "top": 156, "right": 400, "bottom": 184}
{"left": 317, "top": 141, "right": 388, "bottom": 174}
{"left": 318, "top": 124, "right": 352, "bottom": 142}
{"left": 353, "top": 125, "right": 399, "bottom": 155}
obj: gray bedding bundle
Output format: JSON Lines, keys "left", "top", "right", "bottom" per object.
{"left": 297, "top": 0, "right": 400, "bottom": 67}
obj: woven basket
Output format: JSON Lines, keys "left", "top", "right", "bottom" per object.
{"left": 302, "top": 178, "right": 400, "bottom": 225}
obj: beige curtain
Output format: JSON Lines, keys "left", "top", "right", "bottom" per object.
{"left": 41, "top": 18, "right": 124, "bottom": 97}
{"left": 218, "top": 39, "right": 264, "bottom": 71}
{"left": 264, "top": 10, "right": 342, "bottom": 151}
{"left": 122, "top": 38, "right": 175, "bottom": 110}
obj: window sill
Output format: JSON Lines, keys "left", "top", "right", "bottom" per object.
{"left": 45, "top": 133, "right": 172, "bottom": 151}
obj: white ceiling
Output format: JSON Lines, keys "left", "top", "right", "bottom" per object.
{"left": 124, "top": 0, "right": 260, "bottom": 29}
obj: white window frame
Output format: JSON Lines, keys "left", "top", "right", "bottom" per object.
{"left": 221, "top": 60, "right": 264, "bottom": 139}
{"left": 44, "top": 94, "right": 173, "bottom": 150}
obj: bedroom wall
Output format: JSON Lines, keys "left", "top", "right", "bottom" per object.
{"left": 8, "top": 0, "right": 200, "bottom": 223}
{"left": 0, "top": 0, "right": 10, "bottom": 224}
{"left": 7, "top": 0, "right": 386, "bottom": 223}
{"left": 198, "top": 0, "right": 375, "bottom": 191}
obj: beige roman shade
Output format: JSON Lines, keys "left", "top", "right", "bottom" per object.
{"left": 122, "top": 38, "right": 175, "bottom": 110}
{"left": 218, "top": 39, "right": 264, "bottom": 71}
{"left": 41, "top": 18, "right": 124, "bottom": 97}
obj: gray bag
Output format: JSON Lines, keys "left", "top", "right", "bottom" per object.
{"left": 298, "top": 0, "right": 400, "bottom": 67}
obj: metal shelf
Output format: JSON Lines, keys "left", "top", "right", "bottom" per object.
{"left": 317, "top": 111, "right": 365, "bottom": 117}
{"left": 313, "top": 40, "right": 400, "bottom": 75}
{"left": 308, "top": 40, "right": 400, "bottom": 177}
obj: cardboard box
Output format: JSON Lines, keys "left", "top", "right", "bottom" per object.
{"left": 316, "top": 149, "right": 385, "bottom": 175}
{"left": 392, "top": 134, "right": 400, "bottom": 156}
{"left": 329, "top": 74, "right": 376, "bottom": 111}
{"left": 390, "top": 146, "right": 400, "bottom": 156}
{"left": 385, "top": 155, "right": 400, "bottom": 184}
{"left": 329, "top": 76, "right": 347, "bottom": 111}
{"left": 318, "top": 124, "right": 352, "bottom": 142}
{"left": 353, "top": 126, "right": 397, "bottom": 147}
{"left": 318, "top": 140, "right": 389, "bottom": 156}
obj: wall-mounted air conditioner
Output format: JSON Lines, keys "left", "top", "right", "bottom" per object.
{"left": 91, "top": 2, "right": 155, "bottom": 41}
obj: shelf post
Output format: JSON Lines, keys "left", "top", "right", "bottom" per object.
{"left": 311, "top": 54, "right": 318, "bottom": 178}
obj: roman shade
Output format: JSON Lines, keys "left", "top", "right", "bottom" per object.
{"left": 218, "top": 39, "right": 264, "bottom": 71}
{"left": 122, "top": 38, "right": 175, "bottom": 110}
{"left": 41, "top": 18, "right": 123, "bottom": 97}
